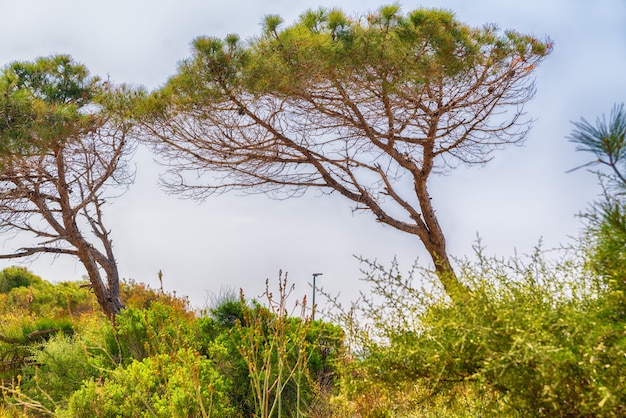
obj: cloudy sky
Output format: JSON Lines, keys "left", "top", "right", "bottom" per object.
{"left": 0, "top": 0, "right": 625, "bottom": 310}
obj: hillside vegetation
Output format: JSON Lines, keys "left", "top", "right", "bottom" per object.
{"left": 0, "top": 5, "right": 623, "bottom": 417}
{"left": 0, "top": 217, "right": 625, "bottom": 417}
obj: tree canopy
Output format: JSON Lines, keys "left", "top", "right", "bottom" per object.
{"left": 0, "top": 55, "right": 136, "bottom": 318}
{"left": 0, "top": 55, "right": 96, "bottom": 158}
{"left": 141, "top": 5, "right": 552, "bottom": 301}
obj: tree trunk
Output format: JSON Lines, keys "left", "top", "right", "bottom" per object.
{"left": 414, "top": 154, "right": 472, "bottom": 303}
{"left": 77, "top": 248, "right": 124, "bottom": 319}
{"left": 417, "top": 207, "right": 473, "bottom": 303}
{"left": 430, "top": 248, "right": 472, "bottom": 303}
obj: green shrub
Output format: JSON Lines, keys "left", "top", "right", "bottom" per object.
{"left": 0, "top": 332, "right": 97, "bottom": 416}
{"left": 198, "top": 278, "right": 344, "bottom": 418}
{"left": 0, "top": 313, "right": 77, "bottom": 387}
{"left": 0, "top": 272, "right": 97, "bottom": 319}
{"left": 61, "top": 347, "right": 234, "bottom": 418}
{"left": 329, "top": 247, "right": 626, "bottom": 417}
{"left": 227, "top": 277, "right": 344, "bottom": 418}
{"left": 0, "top": 267, "right": 43, "bottom": 293}
{"left": 30, "top": 333, "right": 98, "bottom": 411}
{"left": 106, "top": 301, "right": 197, "bottom": 362}
{"left": 120, "top": 278, "right": 191, "bottom": 311}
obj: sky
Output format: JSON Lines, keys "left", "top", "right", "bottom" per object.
{"left": 0, "top": 0, "right": 625, "bottom": 312}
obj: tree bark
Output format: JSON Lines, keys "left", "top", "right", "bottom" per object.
{"left": 76, "top": 248, "right": 124, "bottom": 319}
{"left": 428, "top": 241, "right": 472, "bottom": 303}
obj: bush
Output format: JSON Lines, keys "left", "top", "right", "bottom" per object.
{"left": 33, "top": 333, "right": 98, "bottom": 410}
{"left": 0, "top": 275, "right": 197, "bottom": 416}
{"left": 328, "top": 246, "right": 626, "bottom": 417}
{"left": 0, "top": 312, "right": 77, "bottom": 386}
{"left": 198, "top": 276, "right": 344, "bottom": 418}
{"left": 105, "top": 301, "right": 197, "bottom": 363}
{"left": 0, "top": 267, "right": 43, "bottom": 293}
{"left": 61, "top": 347, "right": 234, "bottom": 418}
{"left": 0, "top": 332, "right": 98, "bottom": 415}
{"left": 230, "top": 278, "right": 343, "bottom": 418}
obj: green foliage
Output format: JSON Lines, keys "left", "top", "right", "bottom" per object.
{"left": 569, "top": 103, "right": 626, "bottom": 185}
{"left": 6, "top": 248, "right": 626, "bottom": 416}
{"left": 579, "top": 193, "right": 626, "bottom": 316}
{"left": 212, "top": 299, "right": 246, "bottom": 329}
{"left": 198, "top": 279, "right": 344, "bottom": 417}
{"left": 0, "top": 273, "right": 96, "bottom": 320}
{"left": 0, "top": 270, "right": 102, "bottom": 416}
{"left": 0, "top": 55, "right": 97, "bottom": 156}
{"left": 0, "top": 269, "right": 349, "bottom": 417}
{"left": 62, "top": 347, "right": 234, "bottom": 418}
{"left": 201, "top": 323, "right": 253, "bottom": 416}
{"left": 0, "top": 314, "right": 76, "bottom": 387}
{"left": 0, "top": 266, "right": 43, "bottom": 293}
{"left": 0, "top": 270, "right": 208, "bottom": 416}
{"left": 0, "top": 268, "right": 98, "bottom": 394}
{"left": 106, "top": 301, "right": 197, "bottom": 363}
{"left": 569, "top": 103, "right": 626, "bottom": 312}
{"left": 569, "top": 103, "right": 626, "bottom": 321}
{"left": 328, "top": 247, "right": 626, "bottom": 417}
{"left": 230, "top": 279, "right": 315, "bottom": 418}
{"left": 166, "top": 5, "right": 550, "bottom": 101}
{"left": 20, "top": 333, "right": 98, "bottom": 412}
{"left": 56, "top": 276, "right": 343, "bottom": 418}
{"left": 120, "top": 278, "right": 190, "bottom": 311}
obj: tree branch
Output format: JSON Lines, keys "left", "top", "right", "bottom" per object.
{"left": 0, "top": 247, "right": 78, "bottom": 259}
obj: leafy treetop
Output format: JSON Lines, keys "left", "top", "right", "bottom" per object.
{"left": 0, "top": 55, "right": 98, "bottom": 157}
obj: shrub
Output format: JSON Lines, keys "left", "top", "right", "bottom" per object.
{"left": 0, "top": 267, "right": 43, "bottom": 293}
{"left": 327, "top": 246, "right": 626, "bottom": 417}
{"left": 61, "top": 347, "right": 234, "bottom": 418}
{"left": 198, "top": 275, "right": 344, "bottom": 418}
{"left": 228, "top": 275, "right": 344, "bottom": 418}
{"left": 120, "top": 278, "right": 190, "bottom": 311}
{"left": 0, "top": 312, "right": 76, "bottom": 385}
{"left": 105, "top": 301, "right": 197, "bottom": 363}
{"left": 0, "top": 332, "right": 97, "bottom": 416}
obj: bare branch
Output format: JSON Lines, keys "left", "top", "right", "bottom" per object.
{"left": 0, "top": 246, "right": 78, "bottom": 259}
{"left": 140, "top": 7, "right": 552, "bottom": 302}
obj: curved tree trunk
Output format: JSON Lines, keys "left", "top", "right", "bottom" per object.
{"left": 414, "top": 144, "right": 472, "bottom": 303}
{"left": 428, "top": 244, "right": 472, "bottom": 303}
{"left": 77, "top": 248, "right": 124, "bottom": 319}
{"left": 55, "top": 148, "right": 125, "bottom": 319}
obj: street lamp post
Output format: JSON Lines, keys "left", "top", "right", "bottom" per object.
{"left": 312, "top": 273, "right": 323, "bottom": 320}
